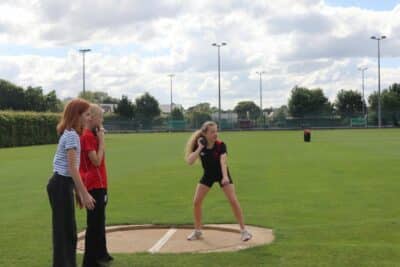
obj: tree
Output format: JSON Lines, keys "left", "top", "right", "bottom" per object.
{"left": 0, "top": 79, "right": 63, "bottom": 112}
{"left": 369, "top": 83, "right": 400, "bottom": 125}
{"left": 335, "top": 89, "right": 364, "bottom": 116}
{"left": 233, "top": 101, "right": 261, "bottom": 120}
{"left": 135, "top": 92, "right": 161, "bottom": 127}
{"left": 115, "top": 95, "right": 135, "bottom": 119}
{"left": 171, "top": 107, "right": 184, "bottom": 120}
{"left": 79, "top": 91, "right": 94, "bottom": 102}
{"left": 0, "top": 79, "right": 25, "bottom": 110}
{"left": 25, "top": 86, "right": 46, "bottom": 111}
{"left": 45, "top": 90, "right": 63, "bottom": 112}
{"left": 271, "top": 105, "right": 289, "bottom": 122}
{"left": 24, "top": 86, "right": 64, "bottom": 112}
{"left": 369, "top": 83, "right": 400, "bottom": 111}
{"left": 186, "top": 111, "right": 212, "bottom": 128}
{"left": 185, "top": 103, "right": 213, "bottom": 128}
{"left": 288, "top": 86, "right": 332, "bottom": 117}
{"left": 210, "top": 106, "right": 219, "bottom": 113}
{"left": 368, "top": 91, "right": 379, "bottom": 111}
{"left": 382, "top": 83, "right": 400, "bottom": 111}
{"left": 187, "top": 103, "right": 212, "bottom": 114}
{"left": 101, "top": 94, "right": 119, "bottom": 104}
{"left": 79, "top": 91, "right": 119, "bottom": 104}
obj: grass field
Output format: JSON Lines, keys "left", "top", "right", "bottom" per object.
{"left": 0, "top": 129, "right": 399, "bottom": 267}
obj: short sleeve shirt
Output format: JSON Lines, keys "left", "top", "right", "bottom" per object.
{"left": 194, "top": 140, "right": 228, "bottom": 179}
{"left": 79, "top": 129, "right": 108, "bottom": 190}
{"left": 53, "top": 129, "right": 80, "bottom": 177}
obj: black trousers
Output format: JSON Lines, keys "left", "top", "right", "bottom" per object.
{"left": 82, "top": 188, "right": 109, "bottom": 267}
{"left": 47, "top": 173, "right": 77, "bottom": 267}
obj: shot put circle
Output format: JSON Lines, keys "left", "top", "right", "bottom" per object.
{"left": 77, "top": 224, "right": 274, "bottom": 254}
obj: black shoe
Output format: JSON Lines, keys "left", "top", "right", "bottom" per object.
{"left": 82, "top": 263, "right": 102, "bottom": 267}
{"left": 101, "top": 254, "right": 114, "bottom": 262}
{"left": 98, "top": 254, "right": 114, "bottom": 264}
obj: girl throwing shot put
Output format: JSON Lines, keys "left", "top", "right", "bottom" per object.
{"left": 185, "top": 121, "right": 252, "bottom": 242}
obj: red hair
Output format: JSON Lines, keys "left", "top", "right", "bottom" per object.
{"left": 57, "top": 98, "right": 90, "bottom": 135}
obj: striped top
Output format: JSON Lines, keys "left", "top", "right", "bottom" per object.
{"left": 53, "top": 129, "right": 81, "bottom": 177}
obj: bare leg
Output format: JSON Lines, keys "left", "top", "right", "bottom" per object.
{"left": 193, "top": 184, "right": 210, "bottom": 230}
{"left": 222, "top": 184, "right": 245, "bottom": 230}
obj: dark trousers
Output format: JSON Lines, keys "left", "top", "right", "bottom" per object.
{"left": 82, "top": 188, "right": 109, "bottom": 267}
{"left": 47, "top": 173, "right": 77, "bottom": 267}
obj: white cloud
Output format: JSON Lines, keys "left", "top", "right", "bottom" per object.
{"left": 0, "top": 0, "right": 399, "bottom": 109}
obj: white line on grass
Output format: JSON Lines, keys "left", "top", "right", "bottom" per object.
{"left": 148, "top": 228, "right": 177, "bottom": 254}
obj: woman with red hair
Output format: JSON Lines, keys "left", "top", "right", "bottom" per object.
{"left": 47, "top": 99, "right": 96, "bottom": 267}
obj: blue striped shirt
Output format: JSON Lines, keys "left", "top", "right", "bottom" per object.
{"left": 53, "top": 129, "right": 81, "bottom": 177}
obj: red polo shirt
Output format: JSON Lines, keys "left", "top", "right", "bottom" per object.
{"left": 79, "top": 129, "right": 108, "bottom": 190}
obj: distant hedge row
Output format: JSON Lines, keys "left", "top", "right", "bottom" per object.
{"left": 0, "top": 111, "right": 60, "bottom": 148}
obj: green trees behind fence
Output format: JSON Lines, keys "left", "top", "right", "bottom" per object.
{"left": 0, "top": 111, "right": 59, "bottom": 148}
{"left": 0, "top": 79, "right": 63, "bottom": 112}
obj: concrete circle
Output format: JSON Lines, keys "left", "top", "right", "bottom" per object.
{"left": 77, "top": 224, "right": 274, "bottom": 254}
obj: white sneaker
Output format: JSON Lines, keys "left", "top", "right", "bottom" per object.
{"left": 187, "top": 230, "right": 202, "bottom": 241}
{"left": 241, "top": 229, "right": 252, "bottom": 241}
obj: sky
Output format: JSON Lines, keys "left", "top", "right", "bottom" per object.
{"left": 0, "top": 0, "right": 399, "bottom": 109}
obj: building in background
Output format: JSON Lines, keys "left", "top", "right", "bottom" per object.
{"left": 160, "top": 104, "right": 183, "bottom": 115}
{"left": 99, "top": 103, "right": 117, "bottom": 113}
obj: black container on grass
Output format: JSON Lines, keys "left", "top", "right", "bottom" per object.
{"left": 304, "top": 129, "right": 311, "bottom": 142}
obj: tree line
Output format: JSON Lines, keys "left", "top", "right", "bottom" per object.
{"left": 0, "top": 79, "right": 62, "bottom": 112}
{"left": 1, "top": 78, "right": 400, "bottom": 126}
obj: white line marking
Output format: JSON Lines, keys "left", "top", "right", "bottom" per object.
{"left": 148, "top": 228, "right": 177, "bottom": 253}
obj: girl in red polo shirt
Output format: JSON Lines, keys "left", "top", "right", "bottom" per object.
{"left": 80, "top": 104, "right": 112, "bottom": 267}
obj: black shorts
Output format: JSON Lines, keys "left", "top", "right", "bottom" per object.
{"left": 200, "top": 175, "right": 233, "bottom": 188}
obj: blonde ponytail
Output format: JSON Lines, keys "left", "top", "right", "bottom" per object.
{"left": 185, "top": 130, "right": 203, "bottom": 159}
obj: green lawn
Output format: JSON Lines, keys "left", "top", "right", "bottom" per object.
{"left": 0, "top": 129, "right": 399, "bottom": 267}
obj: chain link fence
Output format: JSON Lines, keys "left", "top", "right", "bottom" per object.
{"left": 103, "top": 110, "right": 400, "bottom": 132}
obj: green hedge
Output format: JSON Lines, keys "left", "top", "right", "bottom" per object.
{"left": 0, "top": 111, "right": 60, "bottom": 148}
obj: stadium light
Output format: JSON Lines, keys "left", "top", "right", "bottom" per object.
{"left": 370, "top": 35, "right": 386, "bottom": 128}
{"left": 167, "top": 74, "right": 175, "bottom": 131}
{"left": 211, "top": 42, "right": 227, "bottom": 127}
{"left": 79, "top": 49, "right": 91, "bottom": 94}
{"left": 256, "top": 71, "right": 266, "bottom": 127}
{"left": 358, "top": 67, "right": 368, "bottom": 124}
